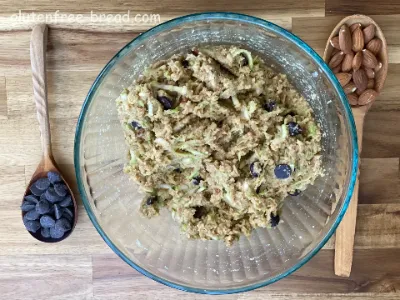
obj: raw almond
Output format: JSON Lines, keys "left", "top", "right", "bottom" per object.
{"left": 353, "top": 68, "right": 368, "bottom": 92}
{"left": 366, "top": 38, "right": 382, "bottom": 55}
{"left": 362, "top": 49, "right": 378, "bottom": 69}
{"left": 344, "top": 81, "right": 357, "bottom": 94}
{"left": 350, "top": 23, "right": 361, "bottom": 33}
{"left": 367, "top": 79, "right": 375, "bottom": 89}
{"left": 374, "top": 61, "right": 382, "bottom": 72}
{"left": 363, "top": 24, "right": 376, "bottom": 44}
{"left": 358, "top": 89, "right": 378, "bottom": 105}
{"left": 346, "top": 93, "right": 358, "bottom": 106}
{"left": 332, "top": 64, "right": 342, "bottom": 74}
{"left": 352, "top": 51, "right": 363, "bottom": 71}
{"left": 330, "top": 36, "right": 340, "bottom": 50}
{"left": 352, "top": 27, "right": 364, "bottom": 52}
{"left": 329, "top": 51, "right": 344, "bottom": 68}
{"left": 375, "top": 68, "right": 386, "bottom": 92}
{"left": 342, "top": 52, "right": 354, "bottom": 72}
{"left": 339, "top": 24, "right": 353, "bottom": 54}
{"left": 332, "top": 48, "right": 341, "bottom": 56}
{"left": 365, "top": 68, "right": 375, "bottom": 79}
{"left": 336, "top": 72, "right": 352, "bottom": 87}
{"left": 356, "top": 88, "right": 364, "bottom": 96}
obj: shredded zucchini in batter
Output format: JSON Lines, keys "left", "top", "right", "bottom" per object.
{"left": 116, "top": 46, "right": 323, "bottom": 245}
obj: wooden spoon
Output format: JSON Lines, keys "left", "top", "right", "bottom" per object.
{"left": 323, "top": 15, "right": 388, "bottom": 277}
{"left": 22, "top": 24, "right": 77, "bottom": 242}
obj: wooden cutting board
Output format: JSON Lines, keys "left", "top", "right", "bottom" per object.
{"left": 1, "top": 0, "right": 400, "bottom": 299}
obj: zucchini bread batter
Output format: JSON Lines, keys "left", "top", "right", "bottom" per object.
{"left": 116, "top": 46, "right": 323, "bottom": 245}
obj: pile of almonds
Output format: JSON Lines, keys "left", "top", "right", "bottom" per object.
{"left": 328, "top": 23, "right": 384, "bottom": 106}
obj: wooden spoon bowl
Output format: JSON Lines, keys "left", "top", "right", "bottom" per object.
{"left": 323, "top": 14, "right": 388, "bottom": 110}
{"left": 22, "top": 24, "right": 77, "bottom": 243}
{"left": 322, "top": 15, "right": 388, "bottom": 277}
{"left": 22, "top": 157, "right": 78, "bottom": 242}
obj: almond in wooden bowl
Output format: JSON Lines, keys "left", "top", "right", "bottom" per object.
{"left": 323, "top": 15, "right": 388, "bottom": 108}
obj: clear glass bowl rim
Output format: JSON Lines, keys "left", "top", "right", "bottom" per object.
{"left": 74, "top": 12, "right": 359, "bottom": 295}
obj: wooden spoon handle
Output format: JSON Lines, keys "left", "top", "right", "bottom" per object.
{"left": 30, "top": 24, "right": 52, "bottom": 158}
{"left": 334, "top": 109, "right": 365, "bottom": 277}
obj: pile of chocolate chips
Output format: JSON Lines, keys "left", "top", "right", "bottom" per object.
{"left": 21, "top": 171, "right": 74, "bottom": 240}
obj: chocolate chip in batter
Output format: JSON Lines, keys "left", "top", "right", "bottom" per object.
{"left": 274, "top": 164, "right": 292, "bottom": 179}
{"left": 146, "top": 196, "right": 157, "bottom": 206}
{"left": 270, "top": 212, "right": 280, "bottom": 227}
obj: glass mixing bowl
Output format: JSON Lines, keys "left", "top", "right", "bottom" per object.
{"left": 75, "top": 12, "right": 358, "bottom": 294}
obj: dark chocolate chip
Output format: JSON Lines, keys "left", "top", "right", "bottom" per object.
{"left": 47, "top": 171, "right": 61, "bottom": 184}
{"left": 157, "top": 96, "right": 173, "bottom": 110}
{"left": 288, "top": 189, "right": 301, "bottom": 196}
{"left": 131, "top": 121, "right": 142, "bottom": 130}
{"left": 40, "top": 215, "right": 56, "bottom": 228}
{"left": 24, "top": 194, "right": 39, "bottom": 204}
{"left": 288, "top": 122, "right": 303, "bottom": 136}
{"left": 192, "top": 176, "right": 202, "bottom": 185}
{"left": 24, "top": 209, "right": 40, "bottom": 221}
{"left": 36, "top": 199, "right": 50, "bottom": 215}
{"left": 45, "top": 187, "right": 64, "bottom": 203}
{"left": 62, "top": 212, "right": 73, "bottom": 222}
{"left": 54, "top": 183, "right": 68, "bottom": 197}
{"left": 34, "top": 177, "right": 50, "bottom": 190}
{"left": 24, "top": 220, "right": 40, "bottom": 233}
{"left": 29, "top": 184, "right": 45, "bottom": 196}
{"left": 193, "top": 206, "right": 207, "bottom": 219}
{"left": 41, "top": 227, "right": 51, "bottom": 238}
{"left": 263, "top": 101, "right": 276, "bottom": 112}
{"left": 54, "top": 204, "right": 64, "bottom": 220}
{"left": 146, "top": 196, "right": 157, "bottom": 206}
{"left": 59, "top": 196, "right": 72, "bottom": 208}
{"left": 64, "top": 207, "right": 74, "bottom": 218}
{"left": 270, "top": 212, "right": 280, "bottom": 227}
{"left": 50, "top": 226, "right": 64, "bottom": 239}
{"left": 274, "top": 164, "right": 292, "bottom": 179}
{"left": 21, "top": 202, "right": 36, "bottom": 212}
{"left": 55, "top": 218, "right": 71, "bottom": 232}
{"left": 182, "top": 60, "right": 189, "bottom": 68}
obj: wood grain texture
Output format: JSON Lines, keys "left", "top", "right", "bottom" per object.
{"left": 0, "top": 0, "right": 399, "bottom": 298}
{"left": 326, "top": 0, "right": 400, "bottom": 16}
{"left": 0, "top": 76, "right": 7, "bottom": 119}
{"left": 0, "top": 1, "right": 324, "bottom": 16}
{"left": 30, "top": 24, "right": 52, "bottom": 159}
{"left": 0, "top": 255, "right": 93, "bottom": 299}
{"left": 334, "top": 106, "right": 368, "bottom": 277}
{"left": 359, "top": 158, "right": 400, "bottom": 204}
{"left": 362, "top": 111, "right": 400, "bottom": 158}
{"left": 92, "top": 249, "right": 400, "bottom": 298}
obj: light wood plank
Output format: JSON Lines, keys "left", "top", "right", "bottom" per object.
{"left": 0, "top": 165, "right": 26, "bottom": 205}
{"left": 92, "top": 249, "right": 400, "bottom": 297}
{"left": 0, "top": 118, "right": 76, "bottom": 166}
{"left": 0, "top": 208, "right": 113, "bottom": 255}
{"left": 0, "top": 17, "right": 291, "bottom": 75}
{"left": 6, "top": 72, "right": 97, "bottom": 118}
{"left": 0, "top": 2, "right": 324, "bottom": 16}
{"left": 0, "top": 255, "right": 93, "bottom": 299}
{"left": 0, "top": 76, "right": 6, "bottom": 119}
{"left": 0, "top": 13, "right": 292, "bottom": 32}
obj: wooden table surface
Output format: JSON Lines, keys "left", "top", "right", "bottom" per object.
{"left": 1, "top": 0, "right": 400, "bottom": 299}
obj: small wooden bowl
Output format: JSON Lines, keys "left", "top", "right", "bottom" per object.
{"left": 323, "top": 14, "right": 388, "bottom": 106}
